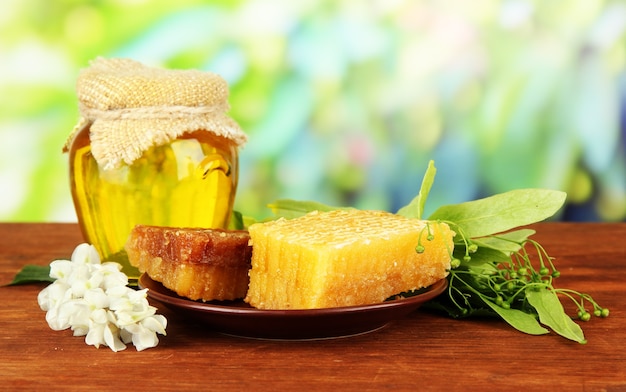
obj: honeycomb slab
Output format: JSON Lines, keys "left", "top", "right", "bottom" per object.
{"left": 126, "top": 225, "right": 252, "bottom": 301}
{"left": 244, "top": 209, "right": 454, "bottom": 309}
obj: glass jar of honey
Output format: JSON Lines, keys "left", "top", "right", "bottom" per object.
{"left": 65, "top": 58, "right": 247, "bottom": 278}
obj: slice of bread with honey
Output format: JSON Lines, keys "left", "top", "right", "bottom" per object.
{"left": 125, "top": 225, "right": 252, "bottom": 301}
{"left": 244, "top": 209, "right": 454, "bottom": 309}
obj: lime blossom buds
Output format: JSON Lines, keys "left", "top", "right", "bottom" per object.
{"left": 37, "top": 243, "right": 167, "bottom": 352}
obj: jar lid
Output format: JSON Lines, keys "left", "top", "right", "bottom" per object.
{"left": 64, "top": 58, "right": 247, "bottom": 170}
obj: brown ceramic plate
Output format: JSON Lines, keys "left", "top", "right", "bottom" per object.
{"left": 139, "top": 274, "right": 447, "bottom": 340}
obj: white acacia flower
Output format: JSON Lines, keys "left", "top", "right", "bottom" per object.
{"left": 96, "top": 262, "right": 129, "bottom": 289}
{"left": 37, "top": 280, "right": 70, "bottom": 311}
{"left": 38, "top": 243, "right": 167, "bottom": 352}
{"left": 85, "top": 308, "right": 126, "bottom": 352}
{"left": 44, "top": 299, "right": 74, "bottom": 331}
{"left": 71, "top": 243, "right": 101, "bottom": 265}
{"left": 109, "top": 288, "right": 156, "bottom": 325}
{"left": 121, "top": 315, "right": 168, "bottom": 352}
{"left": 48, "top": 260, "right": 74, "bottom": 281}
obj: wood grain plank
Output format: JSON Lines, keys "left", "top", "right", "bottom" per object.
{"left": 0, "top": 223, "right": 624, "bottom": 391}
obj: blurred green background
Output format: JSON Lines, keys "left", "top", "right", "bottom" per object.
{"left": 1, "top": 0, "right": 625, "bottom": 223}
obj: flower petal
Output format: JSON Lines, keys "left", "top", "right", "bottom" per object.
{"left": 85, "top": 321, "right": 105, "bottom": 348}
{"left": 49, "top": 260, "right": 73, "bottom": 281}
{"left": 103, "top": 323, "right": 126, "bottom": 352}
{"left": 84, "top": 288, "right": 109, "bottom": 310}
{"left": 141, "top": 315, "right": 168, "bottom": 336}
{"left": 128, "top": 324, "right": 159, "bottom": 351}
{"left": 71, "top": 243, "right": 101, "bottom": 265}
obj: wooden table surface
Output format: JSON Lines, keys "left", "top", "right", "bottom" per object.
{"left": 1, "top": 222, "right": 624, "bottom": 391}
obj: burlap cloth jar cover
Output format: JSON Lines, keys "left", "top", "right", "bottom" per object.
{"left": 64, "top": 57, "right": 247, "bottom": 170}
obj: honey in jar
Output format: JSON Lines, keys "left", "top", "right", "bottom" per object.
{"left": 64, "top": 58, "right": 247, "bottom": 278}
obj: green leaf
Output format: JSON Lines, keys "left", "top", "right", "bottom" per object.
{"left": 465, "top": 259, "right": 500, "bottom": 276}
{"left": 7, "top": 265, "right": 53, "bottom": 286}
{"left": 456, "top": 246, "right": 511, "bottom": 267}
{"left": 242, "top": 215, "right": 260, "bottom": 229}
{"left": 482, "top": 297, "right": 550, "bottom": 335}
{"left": 229, "top": 210, "right": 245, "bottom": 230}
{"left": 472, "top": 229, "right": 536, "bottom": 254}
{"left": 397, "top": 160, "right": 436, "bottom": 220}
{"left": 526, "top": 287, "right": 587, "bottom": 344}
{"left": 428, "top": 189, "right": 567, "bottom": 238}
{"left": 266, "top": 199, "right": 352, "bottom": 220}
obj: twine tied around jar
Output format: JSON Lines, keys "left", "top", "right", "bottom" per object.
{"left": 64, "top": 58, "right": 247, "bottom": 170}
